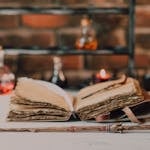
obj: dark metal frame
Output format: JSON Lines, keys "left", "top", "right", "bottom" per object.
{"left": 5, "top": 47, "right": 128, "bottom": 55}
{"left": 0, "top": 1, "right": 136, "bottom": 76}
{"left": 0, "top": 7, "right": 129, "bottom": 15}
{"left": 128, "top": 0, "right": 136, "bottom": 76}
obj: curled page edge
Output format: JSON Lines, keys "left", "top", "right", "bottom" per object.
{"left": 18, "top": 77, "right": 74, "bottom": 112}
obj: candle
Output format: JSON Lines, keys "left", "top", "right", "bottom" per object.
{"left": 93, "top": 69, "right": 111, "bottom": 83}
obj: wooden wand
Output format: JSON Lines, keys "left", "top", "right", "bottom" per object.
{"left": 0, "top": 124, "right": 150, "bottom": 133}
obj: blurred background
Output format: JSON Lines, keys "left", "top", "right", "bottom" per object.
{"left": 0, "top": 0, "right": 149, "bottom": 89}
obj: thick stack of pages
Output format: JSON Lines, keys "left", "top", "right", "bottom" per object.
{"left": 8, "top": 76, "right": 146, "bottom": 122}
{"left": 8, "top": 78, "right": 74, "bottom": 121}
{"left": 75, "top": 75, "right": 144, "bottom": 120}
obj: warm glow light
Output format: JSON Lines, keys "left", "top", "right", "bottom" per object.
{"left": 95, "top": 68, "right": 111, "bottom": 83}
{"left": 99, "top": 69, "right": 107, "bottom": 78}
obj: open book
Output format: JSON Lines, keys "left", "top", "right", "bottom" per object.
{"left": 8, "top": 75, "right": 150, "bottom": 123}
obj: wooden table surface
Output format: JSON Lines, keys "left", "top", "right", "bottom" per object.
{"left": 0, "top": 95, "right": 150, "bottom": 150}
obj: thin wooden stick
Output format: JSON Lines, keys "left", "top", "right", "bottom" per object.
{"left": 0, "top": 124, "right": 149, "bottom": 133}
{"left": 110, "top": 124, "right": 150, "bottom": 133}
{"left": 0, "top": 126, "right": 107, "bottom": 132}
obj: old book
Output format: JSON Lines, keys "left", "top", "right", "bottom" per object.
{"left": 75, "top": 75, "right": 144, "bottom": 120}
{"left": 8, "top": 78, "right": 73, "bottom": 121}
{"left": 7, "top": 75, "right": 149, "bottom": 122}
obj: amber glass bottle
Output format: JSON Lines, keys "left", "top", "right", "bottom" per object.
{"left": 75, "top": 16, "right": 98, "bottom": 50}
{"left": 49, "top": 56, "right": 68, "bottom": 88}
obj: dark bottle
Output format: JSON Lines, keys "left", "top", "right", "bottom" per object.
{"left": 142, "top": 71, "right": 150, "bottom": 91}
{"left": 49, "top": 56, "right": 68, "bottom": 88}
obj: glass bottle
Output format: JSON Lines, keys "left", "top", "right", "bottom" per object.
{"left": 75, "top": 16, "right": 98, "bottom": 50}
{"left": 0, "top": 46, "right": 15, "bottom": 94}
{"left": 49, "top": 56, "right": 68, "bottom": 88}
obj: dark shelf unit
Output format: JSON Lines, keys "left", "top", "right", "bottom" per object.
{"left": 5, "top": 47, "right": 129, "bottom": 56}
{"left": 1, "top": 0, "right": 136, "bottom": 76}
{"left": 0, "top": 7, "right": 129, "bottom": 15}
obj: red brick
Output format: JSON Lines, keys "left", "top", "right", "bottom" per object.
{"left": 105, "top": 56, "right": 128, "bottom": 69}
{"left": 136, "top": 6, "right": 150, "bottom": 27}
{"left": 86, "top": 54, "right": 150, "bottom": 70}
{"left": 95, "top": 15, "right": 128, "bottom": 29}
{"left": 61, "top": 55, "right": 84, "bottom": 70}
{"left": 136, "top": 33, "right": 150, "bottom": 49}
{"left": 0, "top": 0, "right": 149, "bottom": 77}
{"left": 135, "top": 54, "right": 150, "bottom": 68}
{"left": 136, "top": 0, "right": 150, "bottom": 5}
{"left": 85, "top": 55, "right": 128, "bottom": 70}
{"left": 22, "top": 15, "right": 70, "bottom": 29}
{"left": 16, "top": 55, "right": 84, "bottom": 74}
{"left": 17, "top": 55, "right": 52, "bottom": 73}
{"left": 106, "top": 28, "right": 126, "bottom": 47}
{"left": 0, "top": 15, "right": 19, "bottom": 28}
{"left": 90, "top": 0, "right": 126, "bottom": 7}
{"left": 30, "top": 32, "right": 56, "bottom": 47}
{"left": 57, "top": 28, "right": 80, "bottom": 48}
{"left": 5, "top": 55, "right": 18, "bottom": 73}
{"left": 0, "top": 30, "right": 56, "bottom": 48}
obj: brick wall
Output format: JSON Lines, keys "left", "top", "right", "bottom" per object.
{"left": 0, "top": 0, "right": 149, "bottom": 81}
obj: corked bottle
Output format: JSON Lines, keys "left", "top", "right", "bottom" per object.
{"left": 49, "top": 56, "right": 68, "bottom": 88}
{"left": 75, "top": 16, "right": 98, "bottom": 50}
